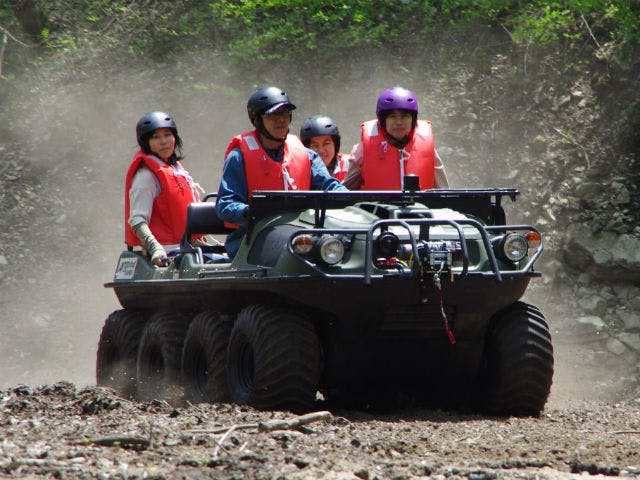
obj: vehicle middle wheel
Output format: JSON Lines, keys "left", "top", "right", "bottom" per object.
{"left": 182, "top": 311, "right": 232, "bottom": 403}
{"left": 136, "top": 312, "right": 190, "bottom": 404}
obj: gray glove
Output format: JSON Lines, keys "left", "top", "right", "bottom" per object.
{"left": 132, "top": 222, "right": 168, "bottom": 266}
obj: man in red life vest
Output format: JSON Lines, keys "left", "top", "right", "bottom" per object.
{"left": 125, "top": 112, "right": 204, "bottom": 266}
{"left": 215, "top": 86, "right": 346, "bottom": 259}
{"left": 299, "top": 115, "right": 350, "bottom": 182}
{"left": 342, "top": 86, "right": 449, "bottom": 191}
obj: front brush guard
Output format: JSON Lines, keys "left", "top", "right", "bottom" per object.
{"left": 287, "top": 217, "right": 543, "bottom": 285}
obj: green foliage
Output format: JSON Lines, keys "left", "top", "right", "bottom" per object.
{"left": 0, "top": 0, "right": 638, "bottom": 73}
{"left": 208, "top": 0, "right": 437, "bottom": 67}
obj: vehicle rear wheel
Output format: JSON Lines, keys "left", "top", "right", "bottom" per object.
{"left": 96, "top": 309, "right": 146, "bottom": 399}
{"left": 227, "top": 304, "right": 321, "bottom": 412}
{"left": 481, "top": 301, "right": 554, "bottom": 417}
{"left": 136, "top": 312, "right": 190, "bottom": 404}
{"left": 182, "top": 311, "right": 232, "bottom": 403}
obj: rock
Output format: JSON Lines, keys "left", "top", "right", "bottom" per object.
{"left": 574, "top": 181, "right": 604, "bottom": 200}
{"left": 553, "top": 95, "right": 572, "bottom": 111}
{"left": 618, "top": 311, "right": 640, "bottom": 330}
{"left": 563, "top": 224, "right": 640, "bottom": 281}
{"left": 611, "top": 182, "right": 631, "bottom": 205}
{"left": 530, "top": 135, "right": 547, "bottom": 154}
{"left": 572, "top": 315, "right": 606, "bottom": 335}
{"left": 576, "top": 293, "right": 607, "bottom": 313}
{"left": 606, "top": 337, "right": 627, "bottom": 355}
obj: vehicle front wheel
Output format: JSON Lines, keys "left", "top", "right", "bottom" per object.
{"left": 481, "top": 301, "right": 554, "bottom": 417}
{"left": 227, "top": 305, "right": 321, "bottom": 412}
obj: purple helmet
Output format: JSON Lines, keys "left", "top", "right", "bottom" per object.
{"left": 376, "top": 86, "right": 419, "bottom": 130}
{"left": 376, "top": 86, "right": 418, "bottom": 115}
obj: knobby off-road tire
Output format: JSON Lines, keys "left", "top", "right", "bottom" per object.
{"left": 182, "top": 311, "right": 232, "bottom": 403}
{"left": 482, "top": 301, "right": 554, "bottom": 417}
{"left": 227, "top": 304, "right": 321, "bottom": 413}
{"left": 96, "top": 309, "right": 147, "bottom": 399}
{"left": 136, "top": 312, "right": 190, "bottom": 404}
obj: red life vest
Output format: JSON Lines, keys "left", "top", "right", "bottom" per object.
{"left": 124, "top": 151, "right": 200, "bottom": 247}
{"left": 225, "top": 130, "right": 311, "bottom": 196}
{"left": 331, "top": 153, "right": 350, "bottom": 182}
{"left": 360, "top": 119, "right": 435, "bottom": 190}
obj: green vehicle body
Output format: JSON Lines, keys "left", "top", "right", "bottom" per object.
{"left": 98, "top": 189, "right": 554, "bottom": 416}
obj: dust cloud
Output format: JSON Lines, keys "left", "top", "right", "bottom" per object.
{"left": 1, "top": 51, "right": 420, "bottom": 390}
{"left": 0, "top": 48, "right": 629, "bottom": 407}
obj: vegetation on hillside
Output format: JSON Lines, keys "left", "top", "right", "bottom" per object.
{"left": 1, "top": 0, "right": 638, "bottom": 76}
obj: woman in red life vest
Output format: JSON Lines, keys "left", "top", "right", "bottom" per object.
{"left": 342, "top": 86, "right": 450, "bottom": 191}
{"left": 299, "top": 115, "right": 350, "bottom": 182}
{"left": 125, "top": 112, "right": 204, "bottom": 266}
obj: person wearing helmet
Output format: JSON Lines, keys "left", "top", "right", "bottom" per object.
{"left": 215, "top": 86, "right": 347, "bottom": 259}
{"left": 125, "top": 111, "right": 205, "bottom": 266}
{"left": 342, "top": 86, "right": 449, "bottom": 191}
{"left": 299, "top": 115, "right": 350, "bottom": 182}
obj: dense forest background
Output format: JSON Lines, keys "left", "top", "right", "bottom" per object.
{"left": 0, "top": 1, "right": 639, "bottom": 399}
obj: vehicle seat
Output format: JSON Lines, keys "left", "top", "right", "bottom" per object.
{"left": 180, "top": 199, "right": 235, "bottom": 262}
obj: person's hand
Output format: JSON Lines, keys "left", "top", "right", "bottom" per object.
{"left": 151, "top": 254, "right": 170, "bottom": 267}
{"left": 133, "top": 222, "right": 169, "bottom": 267}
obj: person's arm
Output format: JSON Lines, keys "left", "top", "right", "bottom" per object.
{"left": 215, "top": 148, "right": 250, "bottom": 225}
{"left": 133, "top": 223, "right": 169, "bottom": 266}
{"left": 309, "top": 150, "right": 348, "bottom": 191}
{"left": 433, "top": 149, "right": 450, "bottom": 189}
{"left": 128, "top": 167, "right": 169, "bottom": 266}
{"left": 128, "top": 166, "right": 158, "bottom": 228}
{"left": 341, "top": 142, "right": 363, "bottom": 190}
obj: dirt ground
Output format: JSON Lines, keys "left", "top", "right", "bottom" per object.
{"left": 2, "top": 369, "right": 640, "bottom": 480}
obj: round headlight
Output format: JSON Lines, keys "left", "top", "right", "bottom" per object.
{"left": 319, "top": 236, "right": 345, "bottom": 265}
{"left": 502, "top": 233, "right": 528, "bottom": 262}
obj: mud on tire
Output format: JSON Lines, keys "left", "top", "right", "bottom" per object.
{"left": 136, "top": 312, "right": 190, "bottom": 404}
{"left": 182, "top": 311, "right": 232, "bottom": 403}
{"left": 227, "top": 304, "right": 321, "bottom": 413}
{"left": 481, "top": 301, "right": 554, "bottom": 417}
{"left": 96, "top": 309, "right": 146, "bottom": 399}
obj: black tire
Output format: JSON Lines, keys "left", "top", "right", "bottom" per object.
{"left": 481, "top": 301, "right": 554, "bottom": 417}
{"left": 136, "top": 312, "right": 190, "bottom": 404}
{"left": 182, "top": 311, "right": 232, "bottom": 403}
{"left": 227, "top": 305, "right": 321, "bottom": 412}
{"left": 96, "top": 309, "right": 146, "bottom": 399}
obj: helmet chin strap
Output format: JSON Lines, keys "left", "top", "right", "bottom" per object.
{"left": 385, "top": 132, "right": 411, "bottom": 149}
{"left": 255, "top": 118, "right": 287, "bottom": 143}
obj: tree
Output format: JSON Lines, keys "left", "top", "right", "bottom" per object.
{"left": 7, "top": 0, "right": 47, "bottom": 41}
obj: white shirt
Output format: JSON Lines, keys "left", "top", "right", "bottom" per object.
{"left": 128, "top": 165, "right": 161, "bottom": 229}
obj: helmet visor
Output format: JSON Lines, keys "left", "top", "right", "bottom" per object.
{"left": 263, "top": 102, "right": 296, "bottom": 115}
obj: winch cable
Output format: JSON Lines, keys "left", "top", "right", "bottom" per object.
{"left": 434, "top": 261, "right": 456, "bottom": 345}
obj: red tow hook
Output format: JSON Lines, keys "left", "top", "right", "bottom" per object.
{"left": 434, "top": 264, "right": 456, "bottom": 345}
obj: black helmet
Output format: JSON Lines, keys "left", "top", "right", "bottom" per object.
{"left": 136, "top": 111, "right": 177, "bottom": 148}
{"left": 247, "top": 86, "right": 296, "bottom": 125}
{"left": 299, "top": 115, "right": 341, "bottom": 153}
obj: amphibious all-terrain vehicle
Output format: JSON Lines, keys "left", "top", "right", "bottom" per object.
{"left": 97, "top": 186, "right": 553, "bottom": 416}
